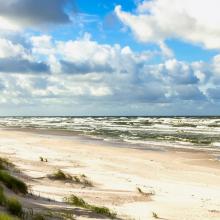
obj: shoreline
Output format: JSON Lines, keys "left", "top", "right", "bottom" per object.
{"left": 2, "top": 126, "right": 220, "bottom": 156}
{"left": 0, "top": 128, "right": 219, "bottom": 219}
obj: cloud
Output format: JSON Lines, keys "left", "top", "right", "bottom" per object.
{"left": 60, "top": 60, "right": 113, "bottom": 74}
{"left": 0, "top": 38, "right": 28, "bottom": 58}
{"left": 163, "top": 59, "right": 199, "bottom": 84}
{"left": 207, "top": 87, "right": 220, "bottom": 100}
{"left": 0, "top": 0, "right": 74, "bottom": 30}
{"left": 0, "top": 58, "right": 50, "bottom": 74}
{"left": 174, "top": 85, "right": 206, "bottom": 100}
{"left": 31, "top": 33, "right": 153, "bottom": 75}
{"left": 0, "top": 33, "right": 218, "bottom": 115}
{"left": 115, "top": 0, "right": 220, "bottom": 50}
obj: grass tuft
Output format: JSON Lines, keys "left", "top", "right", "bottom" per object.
{"left": 39, "top": 157, "right": 48, "bottom": 162}
{"left": 0, "top": 213, "right": 20, "bottom": 220}
{"left": 48, "top": 169, "right": 71, "bottom": 181}
{"left": 64, "top": 195, "right": 116, "bottom": 218}
{"left": 0, "top": 170, "right": 28, "bottom": 194}
{"left": 152, "top": 212, "right": 159, "bottom": 218}
{"left": 65, "top": 194, "right": 87, "bottom": 207}
{"left": 32, "top": 213, "right": 46, "bottom": 220}
{"left": 0, "top": 185, "right": 6, "bottom": 205}
{"left": 137, "top": 187, "right": 154, "bottom": 197}
{"left": 49, "top": 170, "right": 93, "bottom": 186}
{"left": 90, "top": 206, "right": 116, "bottom": 217}
{"left": 6, "top": 197, "right": 23, "bottom": 217}
{"left": 0, "top": 158, "right": 14, "bottom": 170}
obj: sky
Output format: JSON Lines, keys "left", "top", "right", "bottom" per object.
{"left": 0, "top": 0, "right": 220, "bottom": 116}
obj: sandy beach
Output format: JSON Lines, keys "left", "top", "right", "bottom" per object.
{"left": 0, "top": 128, "right": 220, "bottom": 220}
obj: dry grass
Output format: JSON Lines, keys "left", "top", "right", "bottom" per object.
{"left": 48, "top": 170, "right": 93, "bottom": 187}
{"left": 137, "top": 187, "right": 154, "bottom": 197}
{"left": 48, "top": 169, "right": 72, "bottom": 181}
{"left": 152, "top": 212, "right": 159, "bottom": 218}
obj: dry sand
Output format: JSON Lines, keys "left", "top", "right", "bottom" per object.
{"left": 0, "top": 128, "right": 220, "bottom": 220}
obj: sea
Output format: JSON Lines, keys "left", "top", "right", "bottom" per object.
{"left": 0, "top": 116, "right": 220, "bottom": 158}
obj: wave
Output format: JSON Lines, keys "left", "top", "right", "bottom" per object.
{"left": 0, "top": 117, "right": 220, "bottom": 152}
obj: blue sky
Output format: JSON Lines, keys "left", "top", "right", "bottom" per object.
{"left": 0, "top": 0, "right": 220, "bottom": 116}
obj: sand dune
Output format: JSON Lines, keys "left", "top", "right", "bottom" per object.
{"left": 0, "top": 128, "right": 219, "bottom": 219}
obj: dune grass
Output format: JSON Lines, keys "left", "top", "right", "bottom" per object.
{"left": 137, "top": 187, "right": 154, "bottom": 197}
{"left": 0, "top": 170, "right": 27, "bottom": 194}
{"left": 32, "top": 213, "right": 45, "bottom": 220}
{"left": 48, "top": 169, "right": 72, "bottom": 181}
{"left": 152, "top": 212, "right": 159, "bottom": 218}
{"left": 49, "top": 170, "right": 93, "bottom": 187}
{"left": 0, "top": 185, "right": 6, "bottom": 205}
{"left": 0, "top": 213, "right": 16, "bottom": 220}
{"left": 73, "top": 175, "right": 93, "bottom": 187}
{"left": 6, "top": 197, "right": 22, "bottom": 217}
{"left": 0, "top": 181, "right": 23, "bottom": 218}
{"left": 39, "top": 157, "right": 47, "bottom": 163}
{"left": 64, "top": 195, "right": 116, "bottom": 218}
{"left": 0, "top": 159, "right": 24, "bottom": 218}
{"left": 0, "top": 158, "right": 14, "bottom": 170}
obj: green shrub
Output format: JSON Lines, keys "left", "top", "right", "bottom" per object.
{"left": 0, "top": 170, "right": 27, "bottom": 194}
{"left": 6, "top": 197, "right": 23, "bottom": 217}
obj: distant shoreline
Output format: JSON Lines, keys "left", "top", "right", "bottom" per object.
{"left": 1, "top": 116, "right": 220, "bottom": 161}
{"left": 1, "top": 126, "right": 220, "bottom": 160}
{"left": 1, "top": 115, "right": 220, "bottom": 118}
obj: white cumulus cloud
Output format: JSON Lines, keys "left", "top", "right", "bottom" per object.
{"left": 115, "top": 0, "right": 220, "bottom": 49}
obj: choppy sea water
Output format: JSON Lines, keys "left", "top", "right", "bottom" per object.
{"left": 0, "top": 117, "right": 220, "bottom": 156}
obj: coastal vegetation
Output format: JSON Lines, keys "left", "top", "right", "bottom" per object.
{"left": 6, "top": 197, "right": 23, "bottom": 217}
{"left": 0, "top": 170, "right": 27, "bottom": 194}
{"left": 48, "top": 170, "right": 93, "bottom": 186}
{"left": 152, "top": 212, "right": 159, "bottom": 218}
{"left": 137, "top": 187, "right": 154, "bottom": 197}
{"left": 39, "top": 157, "right": 47, "bottom": 162}
{"left": 0, "top": 213, "right": 20, "bottom": 220}
{"left": 0, "top": 185, "right": 23, "bottom": 217}
{"left": 0, "top": 157, "right": 116, "bottom": 219}
{"left": 64, "top": 194, "right": 117, "bottom": 218}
